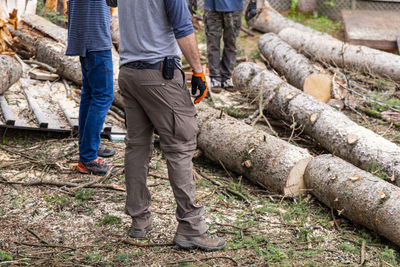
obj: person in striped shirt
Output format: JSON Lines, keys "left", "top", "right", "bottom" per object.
{"left": 66, "top": 0, "right": 115, "bottom": 176}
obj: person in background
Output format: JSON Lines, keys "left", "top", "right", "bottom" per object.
{"left": 66, "top": 0, "right": 115, "bottom": 176}
{"left": 202, "top": 0, "right": 244, "bottom": 93}
{"left": 106, "top": 0, "right": 225, "bottom": 252}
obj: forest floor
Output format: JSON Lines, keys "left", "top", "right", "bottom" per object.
{"left": 1, "top": 12, "right": 400, "bottom": 267}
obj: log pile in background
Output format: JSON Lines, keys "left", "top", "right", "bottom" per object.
{"left": 13, "top": 15, "right": 124, "bottom": 109}
{"left": 0, "top": 55, "right": 22, "bottom": 94}
{"left": 278, "top": 27, "right": 400, "bottom": 83}
{"left": 196, "top": 102, "right": 312, "bottom": 196}
{"left": 305, "top": 155, "right": 400, "bottom": 247}
{"left": 258, "top": 33, "right": 331, "bottom": 103}
{"left": 233, "top": 62, "right": 400, "bottom": 186}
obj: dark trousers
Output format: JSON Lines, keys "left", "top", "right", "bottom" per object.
{"left": 79, "top": 50, "right": 114, "bottom": 162}
{"left": 118, "top": 66, "right": 207, "bottom": 236}
{"left": 204, "top": 10, "right": 242, "bottom": 81}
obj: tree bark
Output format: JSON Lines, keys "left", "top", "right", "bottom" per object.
{"left": 17, "top": 15, "right": 124, "bottom": 109}
{"left": 258, "top": 33, "right": 331, "bottom": 103}
{"left": 233, "top": 62, "right": 400, "bottom": 186}
{"left": 305, "top": 154, "right": 400, "bottom": 247}
{"left": 279, "top": 27, "right": 400, "bottom": 83}
{"left": 196, "top": 102, "right": 313, "bottom": 196}
{"left": 247, "top": 4, "right": 325, "bottom": 36}
{"left": 297, "top": 0, "right": 317, "bottom": 13}
{"left": 0, "top": 55, "right": 22, "bottom": 94}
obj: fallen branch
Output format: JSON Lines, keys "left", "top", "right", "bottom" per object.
{"left": 0, "top": 179, "right": 125, "bottom": 191}
{"left": 121, "top": 239, "right": 174, "bottom": 247}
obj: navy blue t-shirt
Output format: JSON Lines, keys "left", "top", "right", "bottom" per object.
{"left": 204, "top": 0, "right": 244, "bottom": 12}
{"left": 66, "top": 0, "right": 113, "bottom": 57}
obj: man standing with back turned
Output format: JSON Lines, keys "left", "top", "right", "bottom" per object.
{"left": 106, "top": 0, "right": 225, "bottom": 252}
{"left": 66, "top": 0, "right": 115, "bottom": 176}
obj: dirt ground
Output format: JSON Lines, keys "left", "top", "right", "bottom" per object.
{"left": 1, "top": 13, "right": 400, "bottom": 267}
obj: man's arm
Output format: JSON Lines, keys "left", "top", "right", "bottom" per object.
{"left": 176, "top": 33, "right": 202, "bottom": 73}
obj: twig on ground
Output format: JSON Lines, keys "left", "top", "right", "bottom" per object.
{"left": 16, "top": 241, "right": 76, "bottom": 250}
{"left": 121, "top": 239, "right": 174, "bottom": 247}
{"left": 63, "top": 78, "right": 72, "bottom": 98}
{"left": 359, "top": 240, "right": 366, "bottom": 266}
{"left": 1, "top": 179, "right": 125, "bottom": 191}
{"left": 331, "top": 208, "right": 343, "bottom": 234}
{"left": 26, "top": 228, "right": 49, "bottom": 245}
{"left": 165, "top": 256, "right": 238, "bottom": 266}
{"left": 23, "top": 60, "right": 56, "bottom": 73}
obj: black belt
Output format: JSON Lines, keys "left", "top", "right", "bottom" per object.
{"left": 123, "top": 61, "right": 162, "bottom": 70}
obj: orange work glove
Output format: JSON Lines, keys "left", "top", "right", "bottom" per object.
{"left": 191, "top": 72, "right": 208, "bottom": 104}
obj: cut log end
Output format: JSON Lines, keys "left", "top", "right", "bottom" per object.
{"left": 284, "top": 157, "right": 313, "bottom": 196}
{"left": 303, "top": 74, "right": 332, "bottom": 103}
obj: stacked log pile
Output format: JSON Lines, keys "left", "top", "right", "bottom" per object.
{"left": 247, "top": 3, "right": 400, "bottom": 82}
{"left": 197, "top": 103, "right": 400, "bottom": 246}
{"left": 233, "top": 62, "right": 400, "bottom": 187}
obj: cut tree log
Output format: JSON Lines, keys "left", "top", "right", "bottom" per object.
{"left": 15, "top": 16, "right": 124, "bottom": 109}
{"left": 196, "top": 102, "right": 313, "bottom": 196}
{"left": 297, "top": 0, "right": 317, "bottom": 13}
{"left": 233, "top": 62, "right": 400, "bottom": 186}
{"left": 258, "top": 33, "right": 331, "bottom": 103}
{"left": 0, "top": 55, "right": 22, "bottom": 94}
{"left": 305, "top": 154, "right": 400, "bottom": 247}
{"left": 278, "top": 27, "right": 400, "bottom": 83}
{"left": 247, "top": 2, "right": 326, "bottom": 36}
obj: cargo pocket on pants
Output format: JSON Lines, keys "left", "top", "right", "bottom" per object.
{"left": 173, "top": 106, "right": 198, "bottom": 141}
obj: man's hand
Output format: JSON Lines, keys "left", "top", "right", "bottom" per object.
{"left": 191, "top": 72, "right": 207, "bottom": 104}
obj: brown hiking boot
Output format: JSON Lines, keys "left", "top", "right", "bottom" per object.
{"left": 173, "top": 231, "right": 226, "bottom": 251}
{"left": 129, "top": 225, "right": 153, "bottom": 239}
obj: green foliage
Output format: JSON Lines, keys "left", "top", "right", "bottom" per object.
{"left": 44, "top": 194, "right": 71, "bottom": 211}
{"left": 74, "top": 189, "right": 95, "bottom": 202}
{"left": 290, "top": 0, "right": 299, "bottom": 15}
{"left": 340, "top": 242, "right": 359, "bottom": 254}
{"left": 37, "top": 0, "right": 67, "bottom": 25}
{"left": 248, "top": 48, "right": 262, "bottom": 62}
{"left": 224, "top": 106, "right": 248, "bottom": 119}
{"left": 368, "top": 161, "right": 390, "bottom": 181}
{"left": 113, "top": 252, "right": 132, "bottom": 263}
{"left": 0, "top": 250, "right": 13, "bottom": 262}
{"left": 324, "top": 1, "right": 336, "bottom": 7}
{"left": 381, "top": 247, "right": 399, "bottom": 266}
{"left": 97, "top": 213, "right": 122, "bottom": 227}
{"left": 83, "top": 252, "right": 102, "bottom": 263}
{"left": 287, "top": 13, "right": 342, "bottom": 36}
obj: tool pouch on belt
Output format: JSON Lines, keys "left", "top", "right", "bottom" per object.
{"left": 163, "top": 56, "right": 175, "bottom": 80}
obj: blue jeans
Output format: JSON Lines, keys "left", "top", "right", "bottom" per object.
{"left": 79, "top": 50, "right": 114, "bottom": 162}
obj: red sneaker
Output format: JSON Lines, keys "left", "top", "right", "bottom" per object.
{"left": 77, "top": 158, "right": 109, "bottom": 176}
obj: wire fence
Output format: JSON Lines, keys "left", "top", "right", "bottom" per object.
{"left": 196, "top": 0, "right": 400, "bottom": 20}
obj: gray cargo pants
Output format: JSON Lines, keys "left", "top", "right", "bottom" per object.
{"left": 204, "top": 10, "right": 242, "bottom": 81}
{"left": 118, "top": 66, "right": 207, "bottom": 236}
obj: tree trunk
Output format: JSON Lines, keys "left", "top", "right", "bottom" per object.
{"left": 305, "top": 154, "right": 400, "bottom": 247}
{"left": 258, "top": 33, "right": 331, "bottom": 103}
{"left": 279, "top": 27, "right": 400, "bottom": 83}
{"left": 297, "top": 0, "right": 317, "bottom": 13}
{"left": 233, "top": 62, "right": 400, "bottom": 186}
{"left": 0, "top": 55, "right": 22, "bottom": 94}
{"left": 196, "top": 102, "right": 312, "bottom": 196}
{"left": 247, "top": 5, "right": 325, "bottom": 36}
{"left": 17, "top": 15, "right": 124, "bottom": 109}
